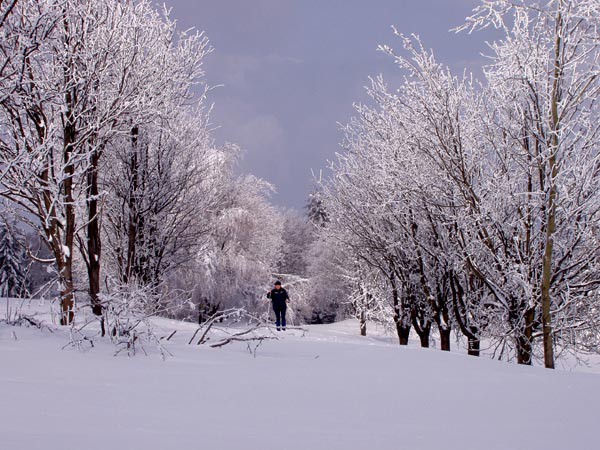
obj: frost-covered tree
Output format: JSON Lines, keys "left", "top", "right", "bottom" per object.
{"left": 462, "top": 0, "right": 600, "bottom": 368}
{"left": 303, "top": 223, "right": 351, "bottom": 324}
{"left": 0, "top": 0, "right": 211, "bottom": 326}
{"left": 103, "top": 111, "right": 223, "bottom": 289}
{"left": 321, "top": 0, "right": 600, "bottom": 366}
{"left": 320, "top": 152, "right": 416, "bottom": 345}
{"left": 278, "top": 210, "right": 315, "bottom": 278}
{"left": 190, "top": 175, "right": 285, "bottom": 321}
{"left": 306, "top": 187, "right": 330, "bottom": 228}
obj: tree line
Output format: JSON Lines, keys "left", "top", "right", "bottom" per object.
{"left": 315, "top": 0, "right": 600, "bottom": 368}
{"left": 0, "top": 0, "right": 294, "bottom": 333}
{"left": 2, "top": 0, "right": 599, "bottom": 369}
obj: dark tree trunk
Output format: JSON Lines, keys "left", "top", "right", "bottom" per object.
{"left": 198, "top": 302, "right": 205, "bottom": 324}
{"left": 58, "top": 164, "right": 75, "bottom": 326}
{"left": 517, "top": 336, "right": 533, "bottom": 365}
{"left": 86, "top": 148, "right": 105, "bottom": 335}
{"left": 516, "top": 307, "right": 535, "bottom": 365}
{"left": 412, "top": 315, "right": 431, "bottom": 348}
{"left": 439, "top": 327, "right": 451, "bottom": 351}
{"left": 449, "top": 272, "right": 480, "bottom": 357}
{"left": 467, "top": 337, "right": 480, "bottom": 356}
{"left": 198, "top": 300, "right": 219, "bottom": 324}
{"left": 418, "top": 330, "right": 430, "bottom": 348}
{"left": 397, "top": 324, "right": 411, "bottom": 345}
{"left": 60, "top": 78, "right": 76, "bottom": 326}
{"left": 392, "top": 284, "right": 411, "bottom": 345}
{"left": 433, "top": 284, "right": 452, "bottom": 352}
{"left": 124, "top": 126, "right": 139, "bottom": 284}
{"left": 360, "top": 310, "right": 367, "bottom": 336}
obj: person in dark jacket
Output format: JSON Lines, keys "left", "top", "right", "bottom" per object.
{"left": 267, "top": 281, "right": 289, "bottom": 331}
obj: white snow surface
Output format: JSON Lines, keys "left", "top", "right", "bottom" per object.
{"left": 1, "top": 299, "right": 600, "bottom": 450}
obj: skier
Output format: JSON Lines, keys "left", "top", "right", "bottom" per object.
{"left": 266, "top": 281, "right": 290, "bottom": 331}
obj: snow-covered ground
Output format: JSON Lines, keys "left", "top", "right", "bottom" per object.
{"left": 2, "top": 299, "right": 600, "bottom": 450}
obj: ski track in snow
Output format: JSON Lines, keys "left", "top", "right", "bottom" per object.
{"left": 1, "top": 298, "right": 599, "bottom": 450}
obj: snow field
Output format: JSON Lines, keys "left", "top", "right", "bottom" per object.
{"left": 1, "top": 303, "right": 600, "bottom": 450}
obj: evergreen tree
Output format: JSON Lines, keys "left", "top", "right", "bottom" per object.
{"left": 0, "top": 223, "right": 29, "bottom": 298}
{"left": 306, "top": 188, "right": 329, "bottom": 227}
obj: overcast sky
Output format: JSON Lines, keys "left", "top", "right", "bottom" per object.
{"left": 165, "top": 0, "right": 499, "bottom": 209}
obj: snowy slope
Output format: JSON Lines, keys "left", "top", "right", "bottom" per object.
{"left": 1, "top": 301, "right": 599, "bottom": 450}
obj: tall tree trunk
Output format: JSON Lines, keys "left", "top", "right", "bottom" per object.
{"left": 541, "top": 189, "right": 556, "bottom": 367}
{"left": 434, "top": 288, "right": 452, "bottom": 351}
{"left": 540, "top": 7, "right": 563, "bottom": 370}
{"left": 60, "top": 153, "right": 75, "bottom": 326}
{"left": 124, "top": 126, "right": 140, "bottom": 284}
{"left": 60, "top": 80, "right": 76, "bottom": 325}
{"left": 86, "top": 148, "right": 105, "bottom": 335}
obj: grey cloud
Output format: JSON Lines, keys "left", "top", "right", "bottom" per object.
{"left": 166, "top": 0, "right": 500, "bottom": 208}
